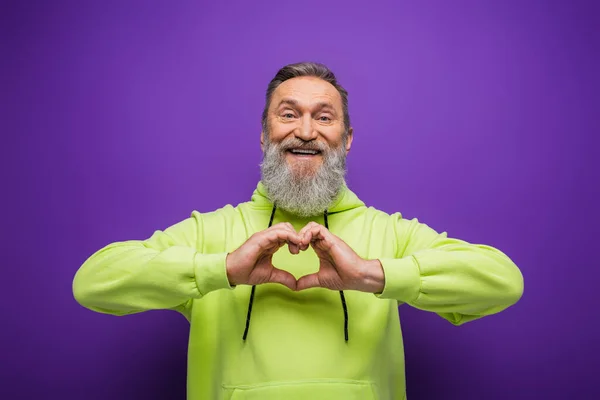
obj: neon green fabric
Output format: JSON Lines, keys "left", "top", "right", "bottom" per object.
{"left": 73, "top": 182, "right": 523, "bottom": 399}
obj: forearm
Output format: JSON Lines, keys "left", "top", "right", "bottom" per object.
{"left": 72, "top": 240, "right": 231, "bottom": 315}
{"left": 375, "top": 240, "right": 524, "bottom": 322}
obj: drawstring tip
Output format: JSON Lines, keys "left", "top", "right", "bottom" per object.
{"left": 340, "top": 290, "right": 349, "bottom": 342}
{"left": 243, "top": 285, "right": 257, "bottom": 341}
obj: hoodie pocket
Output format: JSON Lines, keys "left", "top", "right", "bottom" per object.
{"left": 222, "top": 379, "right": 378, "bottom": 400}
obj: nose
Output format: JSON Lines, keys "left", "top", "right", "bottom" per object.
{"left": 295, "top": 114, "right": 318, "bottom": 141}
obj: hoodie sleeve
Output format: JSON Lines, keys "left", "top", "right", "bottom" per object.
{"left": 72, "top": 211, "right": 233, "bottom": 319}
{"left": 375, "top": 215, "right": 524, "bottom": 325}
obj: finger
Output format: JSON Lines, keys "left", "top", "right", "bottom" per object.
{"left": 258, "top": 229, "right": 302, "bottom": 250}
{"left": 263, "top": 236, "right": 296, "bottom": 256}
{"left": 276, "top": 227, "right": 302, "bottom": 244}
{"left": 299, "top": 225, "right": 321, "bottom": 251}
{"left": 284, "top": 222, "right": 296, "bottom": 233}
{"left": 264, "top": 223, "right": 295, "bottom": 239}
{"left": 297, "top": 222, "right": 314, "bottom": 239}
{"left": 270, "top": 222, "right": 300, "bottom": 237}
{"left": 296, "top": 273, "right": 321, "bottom": 291}
{"left": 268, "top": 267, "right": 297, "bottom": 291}
{"left": 271, "top": 235, "right": 306, "bottom": 257}
{"left": 288, "top": 241, "right": 300, "bottom": 255}
{"left": 298, "top": 221, "right": 319, "bottom": 236}
{"left": 299, "top": 222, "right": 322, "bottom": 244}
{"left": 306, "top": 225, "right": 328, "bottom": 245}
{"left": 266, "top": 238, "right": 288, "bottom": 254}
{"left": 274, "top": 223, "right": 301, "bottom": 254}
{"left": 270, "top": 222, "right": 294, "bottom": 230}
{"left": 299, "top": 241, "right": 310, "bottom": 251}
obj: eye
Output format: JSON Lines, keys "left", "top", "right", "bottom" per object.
{"left": 281, "top": 112, "right": 296, "bottom": 120}
{"left": 318, "top": 115, "right": 332, "bottom": 122}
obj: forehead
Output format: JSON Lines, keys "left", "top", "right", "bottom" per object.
{"left": 271, "top": 76, "right": 342, "bottom": 109}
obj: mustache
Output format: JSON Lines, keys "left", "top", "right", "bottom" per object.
{"left": 277, "top": 138, "right": 329, "bottom": 152}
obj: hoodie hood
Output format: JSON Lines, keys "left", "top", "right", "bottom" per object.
{"left": 250, "top": 181, "right": 365, "bottom": 215}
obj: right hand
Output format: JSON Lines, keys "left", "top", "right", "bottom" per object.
{"left": 225, "top": 223, "right": 304, "bottom": 291}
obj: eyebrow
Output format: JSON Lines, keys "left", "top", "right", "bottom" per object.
{"left": 276, "top": 98, "right": 337, "bottom": 113}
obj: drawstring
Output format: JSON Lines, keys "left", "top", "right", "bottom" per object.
{"left": 242, "top": 204, "right": 277, "bottom": 341}
{"left": 242, "top": 205, "right": 349, "bottom": 342}
{"left": 325, "top": 209, "right": 349, "bottom": 342}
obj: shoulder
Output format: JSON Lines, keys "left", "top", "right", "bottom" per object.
{"left": 361, "top": 204, "right": 404, "bottom": 224}
{"left": 188, "top": 199, "right": 257, "bottom": 228}
{"left": 363, "top": 205, "right": 441, "bottom": 237}
{"left": 190, "top": 203, "right": 236, "bottom": 218}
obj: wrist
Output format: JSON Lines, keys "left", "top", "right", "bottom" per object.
{"left": 225, "top": 252, "right": 238, "bottom": 286}
{"left": 359, "top": 259, "right": 385, "bottom": 294}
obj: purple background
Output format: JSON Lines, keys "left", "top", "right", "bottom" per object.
{"left": 3, "top": 0, "right": 598, "bottom": 398}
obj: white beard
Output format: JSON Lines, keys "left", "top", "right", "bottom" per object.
{"left": 259, "top": 135, "right": 347, "bottom": 217}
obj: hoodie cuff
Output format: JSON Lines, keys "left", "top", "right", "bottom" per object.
{"left": 375, "top": 256, "right": 421, "bottom": 303}
{"left": 193, "top": 252, "right": 234, "bottom": 296}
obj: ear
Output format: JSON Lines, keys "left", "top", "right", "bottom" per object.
{"left": 260, "top": 131, "right": 265, "bottom": 152}
{"left": 345, "top": 127, "right": 354, "bottom": 154}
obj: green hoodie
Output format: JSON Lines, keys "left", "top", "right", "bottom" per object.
{"left": 73, "top": 182, "right": 523, "bottom": 400}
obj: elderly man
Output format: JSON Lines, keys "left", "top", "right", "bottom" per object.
{"left": 73, "top": 62, "right": 524, "bottom": 400}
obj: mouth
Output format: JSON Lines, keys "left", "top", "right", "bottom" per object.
{"left": 286, "top": 148, "right": 322, "bottom": 157}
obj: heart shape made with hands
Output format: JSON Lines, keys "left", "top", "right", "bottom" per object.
{"left": 231, "top": 221, "right": 385, "bottom": 294}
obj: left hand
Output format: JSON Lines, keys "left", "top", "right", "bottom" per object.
{"left": 295, "top": 222, "right": 385, "bottom": 293}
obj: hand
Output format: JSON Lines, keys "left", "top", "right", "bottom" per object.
{"left": 226, "top": 223, "right": 303, "bottom": 291}
{"left": 295, "top": 222, "right": 385, "bottom": 293}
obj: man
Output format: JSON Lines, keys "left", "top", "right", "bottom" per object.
{"left": 73, "top": 62, "right": 524, "bottom": 400}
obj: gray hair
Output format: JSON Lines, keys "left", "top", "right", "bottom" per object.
{"left": 261, "top": 62, "right": 351, "bottom": 137}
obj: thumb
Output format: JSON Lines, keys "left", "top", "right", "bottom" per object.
{"left": 268, "top": 266, "right": 297, "bottom": 291}
{"left": 296, "top": 273, "right": 321, "bottom": 291}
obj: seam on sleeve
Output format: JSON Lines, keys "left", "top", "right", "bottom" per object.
{"left": 411, "top": 254, "right": 424, "bottom": 303}
{"left": 191, "top": 250, "right": 204, "bottom": 297}
{"left": 197, "top": 212, "right": 205, "bottom": 253}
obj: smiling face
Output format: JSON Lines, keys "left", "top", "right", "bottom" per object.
{"left": 261, "top": 76, "right": 353, "bottom": 178}
{"left": 259, "top": 76, "right": 354, "bottom": 217}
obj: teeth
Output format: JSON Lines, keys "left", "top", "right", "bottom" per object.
{"left": 290, "top": 149, "right": 318, "bottom": 155}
